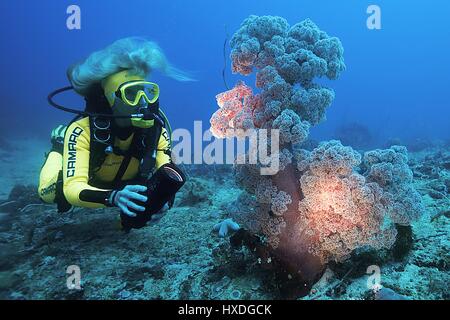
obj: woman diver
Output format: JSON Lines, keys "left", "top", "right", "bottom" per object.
{"left": 38, "top": 37, "right": 193, "bottom": 231}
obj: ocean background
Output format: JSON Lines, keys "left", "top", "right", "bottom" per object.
{"left": 0, "top": 0, "right": 449, "bottom": 145}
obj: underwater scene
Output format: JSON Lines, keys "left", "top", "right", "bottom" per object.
{"left": 0, "top": 0, "right": 449, "bottom": 303}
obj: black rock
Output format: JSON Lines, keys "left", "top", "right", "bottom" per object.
{"left": 392, "top": 224, "right": 413, "bottom": 261}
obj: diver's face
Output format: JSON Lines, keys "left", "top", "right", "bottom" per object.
{"left": 111, "top": 97, "right": 138, "bottom": 128}
{"left": 112, "top": 96, "right": 154, "bottom": 129}
{"left": 102, "top": 71, "right": 159, "bottom": 129}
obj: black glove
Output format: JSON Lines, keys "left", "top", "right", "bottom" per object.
{"left": 120, "top": 163, "right": 186, "bottom": 231}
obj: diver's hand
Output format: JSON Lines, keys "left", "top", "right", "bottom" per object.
{"left": 214, "top": 218, "right": 240, "bottom": 237}
{"left": 110, "top": 185, "right": 148, "bottom": 217}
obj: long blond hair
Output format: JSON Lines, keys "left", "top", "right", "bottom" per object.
{"left": 68, "top": 37, "right": 194, "bottom": 95}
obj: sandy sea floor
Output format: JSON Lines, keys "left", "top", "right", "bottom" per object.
{"left": 0, "top": 138, "right": 448, "bottom": 300}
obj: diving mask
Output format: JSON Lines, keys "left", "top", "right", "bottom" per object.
{"left": 116, "top": 81, "right": 160, "bottom": 107}
{"left": 101, "top": 71, "right": 161, "bottom": 128}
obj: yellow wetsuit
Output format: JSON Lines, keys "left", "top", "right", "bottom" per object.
{"left": 38, "top": 116, "right": 171, "bottom": 208}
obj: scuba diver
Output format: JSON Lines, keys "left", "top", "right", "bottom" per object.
{"left": 38, "top": 37, "right": 193, "bottom": 231}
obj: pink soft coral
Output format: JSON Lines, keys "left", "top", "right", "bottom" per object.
{"left": 213, "top": 15, "right": 423, "bottom": 290}
{"left": 295, "top": 141, "right": 398, "bottom": 263}
{"left": 210, "top": 81, "right": 255, "bottom": 138}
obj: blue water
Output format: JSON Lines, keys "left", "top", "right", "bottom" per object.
{"left": 1, "top": 0, "right": 449, "bottom": 145}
